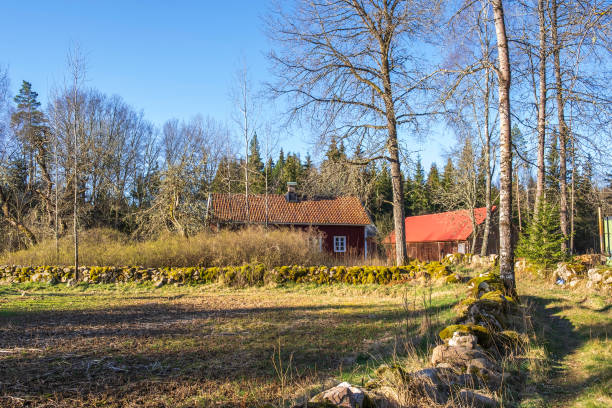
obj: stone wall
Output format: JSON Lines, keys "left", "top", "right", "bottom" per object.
{"left": 305, "top": 272, "right": 525, "bottom": 408}
{"left": 0, "top": 261, "right": 462, "bottom": 287}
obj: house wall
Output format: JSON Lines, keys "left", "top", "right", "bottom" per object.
{"left": 316, "top": 225, "right": 365, "bottom": 256}
{"left": 211, "top": 222, "right": 367, "bottom": 256}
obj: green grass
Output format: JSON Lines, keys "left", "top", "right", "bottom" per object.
{"left": 517, "top": 278, "right": 612, "bottom": 408}
{"left": 0, "top": 281, "right": 463, "bottom": 407}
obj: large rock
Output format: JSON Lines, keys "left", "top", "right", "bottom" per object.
{"left": 409, "top": 368, "right": 450, "bottom": 404}
{"left": 31, "top": 272, "right": 54, "bottom": 283}
{"left": 431, "top": 344, "right": 488, "bottom": 367}
{"left": 309, "top": 382, "right": 374, "bottom": 408}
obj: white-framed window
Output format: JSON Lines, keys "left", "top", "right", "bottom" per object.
{"left": 457, "top": 242, "right": 466, "bottom": 254}
{"left": 333, "top": 236, "right": 346, "bottom": 253}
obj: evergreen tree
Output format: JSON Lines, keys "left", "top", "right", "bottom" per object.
{"left": 11, "top": 80, "right": 48, "bottom": 188}
{"left": 425, "top": 163, "right": 441, "bottom": 212}
{"left": 272, "top": 149, "right": 285, "bottom": 193}
{"left": 247, "top": 133, "right": 265, "bottom": 193}
{"left": 283, "top": 153, "right": 303, "bottom": 186}
{"left": 441, "top": 158, "right": 456, "bottom": 200}
{"left": 369, "top": 164, "right": 393, "bottom": 215}
{"left": 211, "top": 156, "right": 242, "bottom": 194}
{"left": 403, "top": 172, "right": 413, "bottom": 215}
{"left": 304, "top": 152, "right": 313, "bottom": 173}
{"left": 406, "top": 157, "right": 428, "bottom": 215}
{"left": 264, "top": 157, "right": 274, "bottom": 194}
{"left": 325, "top": 137, "right": 344, "bottom": 162}
{"left": 516, "top": 200, "right": 567, "bottom": 268}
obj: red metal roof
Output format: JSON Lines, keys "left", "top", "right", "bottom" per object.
{"left": 385, "top": 206, "right": 496, "bottom": 244}
{"left": 209, "top": 193, "right": 372, "bottom": 226}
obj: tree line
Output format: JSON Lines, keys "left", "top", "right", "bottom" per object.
{"left": 0, "top": 0, "right": 610, "bottom": 291}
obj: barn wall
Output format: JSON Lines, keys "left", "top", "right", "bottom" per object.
{"left": 386, "top": 241, "right": 462, "bottom": 262}
{"left": 470, "top": 217, "right": 500, "bottom": 255}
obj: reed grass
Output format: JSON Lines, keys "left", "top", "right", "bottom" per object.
{"left": 0, "top": 227, "right": 384, "bottom": 268}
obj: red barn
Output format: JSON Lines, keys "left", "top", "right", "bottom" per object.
{"left": 384, "top": 207, "right": 498, "bottom": 262}
{"left": 207, "top": 184, "right": 374, "bottom": 258}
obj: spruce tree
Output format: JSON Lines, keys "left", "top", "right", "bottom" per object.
{"left": 272, "top": 149, "right": 285, "bottom": 193}
{"left": 247, "top": 133, "right": 265, "bottom": 193}
{"left": 516, "top": 200, "right": 567, "bottom": 268}
{"left": 442, "top": 158, "right": 456, "bottom": 203}
{"left": 407, "top": 157, "right": 428, "bottom": 215}
{"left": 370, "top": 164, "right": 393, "bottom": 215}
{"left": 426, "top": 163, "right": 441, "bottom": 212}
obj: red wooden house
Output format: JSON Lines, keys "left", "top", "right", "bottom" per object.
{"left": 384, "top": 207, "right": 498, "bottom": 262}
{"left": 207, "top": 184, "right": 375, "bottom": 258}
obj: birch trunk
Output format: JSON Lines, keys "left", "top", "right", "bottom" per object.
{"left": 534, "top": 0, "right": 547, "bottom": 217}
{"left": 491, "top": 0, "right": 515, "bottom": 291}
{"left": 481, "top": 68, "right": 492, "bottom": 257}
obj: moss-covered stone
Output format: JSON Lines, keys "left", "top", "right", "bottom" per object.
{"left": 479, "top": 290, "right": 517, "bottom": 304}
{"left": 439, "top": 323, "right": 491, "bottom": 346}
{"left": 468, "top": 273, "right": 505, "bottom": 297}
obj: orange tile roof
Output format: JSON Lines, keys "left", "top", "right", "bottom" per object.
{"left": 209, "top": 193, "right": 372, "bottom": 226}
{"left": 385, "top": 206, "right": 497, "bottom": 244}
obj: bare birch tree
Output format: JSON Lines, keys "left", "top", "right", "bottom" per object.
{"left": 268, "top": 0, "right": 440, "bottom": 265}
{"left": 231, "top": 61, "right": 258, "bottom": 223}
{"left": 67, "top": 46, "right": 86, "bottom": 280}
{"left": 491, "top": 0, "right": 515, "bottom": 291}
{"left": 443, "top": 0, "right": 498, "bottom": 256}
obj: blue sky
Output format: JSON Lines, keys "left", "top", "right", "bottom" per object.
{"left": 0, "top": 0, "right": 450, "bottom": 170}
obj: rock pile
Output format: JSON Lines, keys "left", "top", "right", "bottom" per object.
{"left": 514, "top": 257, "right": 612, "bottom": 292}
{"left": 551, "top": 261, "right": 612, "bottom": 291}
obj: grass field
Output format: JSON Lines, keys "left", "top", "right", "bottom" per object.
{"left": 0, "top": 281, "right": 463, "bottom": 407}
{"left": 1, "top": 276, "right": 610, "bottom": 407}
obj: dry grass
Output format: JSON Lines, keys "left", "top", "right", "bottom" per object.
{"left": 0, "top": 281, "right": 464, "bottom": 407}
{"left": 0, "top": 227, "right": 360, "bottom": 268}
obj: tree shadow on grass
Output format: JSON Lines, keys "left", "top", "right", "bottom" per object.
{"left": 0, "top": 292, "right": 458, "bottom": 407}
{"left": 520, "top": 294, "right": 611, "bottom": 407}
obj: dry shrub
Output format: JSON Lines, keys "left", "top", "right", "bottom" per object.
{"left": 0, "top": 227, "right": 334, "bottom": 268}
